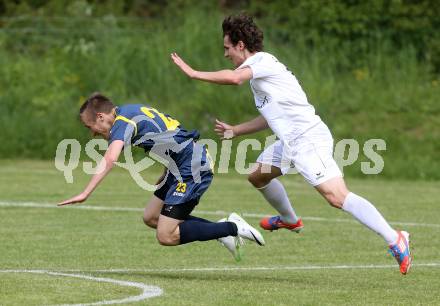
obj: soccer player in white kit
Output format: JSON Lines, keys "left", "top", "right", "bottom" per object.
{"left": 171, "top": 14, "right": 411, "bottom": 274}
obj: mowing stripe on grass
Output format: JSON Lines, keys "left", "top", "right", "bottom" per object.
{"left": 1, "top": 200, "right": 439, "bottom": 228}
{"left": 0, "top": 269, "right": 163, "bottom": 305}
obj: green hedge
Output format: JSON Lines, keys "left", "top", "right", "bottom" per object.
{"left": 0, "top": 1, "right": 439, "bottom": 180}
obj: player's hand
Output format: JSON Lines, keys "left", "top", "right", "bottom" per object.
{"left": 171, "top": 52, "right": 196, "bottom": 78}
{"left": 215, "top": 119, "right": 236, "bottom": 139}
{"left": 58, "top": 192, "right": 88, "bottom": 206}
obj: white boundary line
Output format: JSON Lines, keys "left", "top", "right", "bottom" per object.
{"left": 1, "top": 200, "right": 439, "bottom": 228}
{"left": 0, "top": 270, "right": 162, "bottom": 305}
{"left": 2, "top": 262, "right": 440, "bottom": 275}
{"left": 57, "top": 262, "right": 440, "bottom": 273}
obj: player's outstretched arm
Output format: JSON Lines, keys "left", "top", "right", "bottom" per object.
{"left": 215, "top": 115, "right": 269, "bottom": 139}
{"left": 171, "top": 52, "right": 252, "bottom": 85}
{"left": 58, "top": 140, "right": 124, "bottom": 206}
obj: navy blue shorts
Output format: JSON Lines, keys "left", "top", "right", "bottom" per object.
{"left": 154, "top": 170, "right": 213, "bottom": 206}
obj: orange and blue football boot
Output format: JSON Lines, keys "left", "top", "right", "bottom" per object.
{"left": 259, "top": 216, "right": 304, "bottom": 233}
{"left": 388, "top": 230, "right": 412, "bottom": 275}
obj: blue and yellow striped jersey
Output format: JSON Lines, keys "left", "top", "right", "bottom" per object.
{"left": 109, "top": 104, "right": 200, "bottom": 151}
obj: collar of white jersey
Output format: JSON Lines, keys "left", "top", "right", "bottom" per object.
{"left": 237, "top": 51, "right": 267, "bottom": 69}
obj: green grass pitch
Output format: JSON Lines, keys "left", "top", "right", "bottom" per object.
{"left": 0, "top": 160, "right": 439, "bottom": 305}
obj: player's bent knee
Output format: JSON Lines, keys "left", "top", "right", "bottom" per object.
{"left": 248, "top": 172, "right": 269, "bottom": 188}
{"left": 323, "top": 193, "right": 345, "bottom": 209}
{"left": 156, "top": 231, "right": 178, "bottom": 246}
{"left": 156, "top": 231, "right": 168, "bottom": 245}
{"left": 156, "top": 236, "right": 172, "bottom": 246}
{"left": 327, "top": 198, "right": 343, "bottom": 208}
{"left": 156, "top": 223, "right": 180, "bottom": 246}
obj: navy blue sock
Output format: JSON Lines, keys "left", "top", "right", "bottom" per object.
{"left": 179, "top": 221, "right": 238, "bottom": 245}
{"left": 185, "top": 215, "right": 212, "bottom": 223}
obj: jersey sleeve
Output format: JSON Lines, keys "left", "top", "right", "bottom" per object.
{"left": 108, "top": 119, "right": 136, "bottom": 145}
{"left": 239, "top": 54, "right": 277, "bottom": 79}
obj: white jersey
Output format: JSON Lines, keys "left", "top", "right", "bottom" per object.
{"left": 238, "top": 52, "right": 321, "bottom": 143}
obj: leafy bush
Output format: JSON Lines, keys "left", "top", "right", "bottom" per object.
{"left": 0, "top": 0, "right": 438, "bottom": 179}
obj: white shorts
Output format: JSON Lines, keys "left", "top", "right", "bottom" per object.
{"left": 256, "top": 122, "right": 342, "bottom": 186}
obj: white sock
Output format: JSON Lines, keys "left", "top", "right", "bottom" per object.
{"left": 257, "top": 179, "right": 299, "bottom": 224}
{"left": 342, "top": 192, "right": 398, "bottom": 245}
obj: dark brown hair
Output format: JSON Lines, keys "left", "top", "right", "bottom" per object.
{"left": 222, "top": 13, "right": 263, "bottom": 52}
{"left": 79, "top": 92, "right": 115, "bottom": 121}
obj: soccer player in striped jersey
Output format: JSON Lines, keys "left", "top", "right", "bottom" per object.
{"left": 58, "top": 93, "right": 265, "bottom": 260}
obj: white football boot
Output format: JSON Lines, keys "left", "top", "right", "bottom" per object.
{"left": 217, "top": 218, "right": 244, "bottom": 262}
{"left": 228, "top": 212, "right": 265, "bottom": 246}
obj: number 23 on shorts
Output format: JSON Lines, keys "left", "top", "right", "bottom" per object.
{"left": 176, "top": 182, "right": 187, "bottom": 193}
